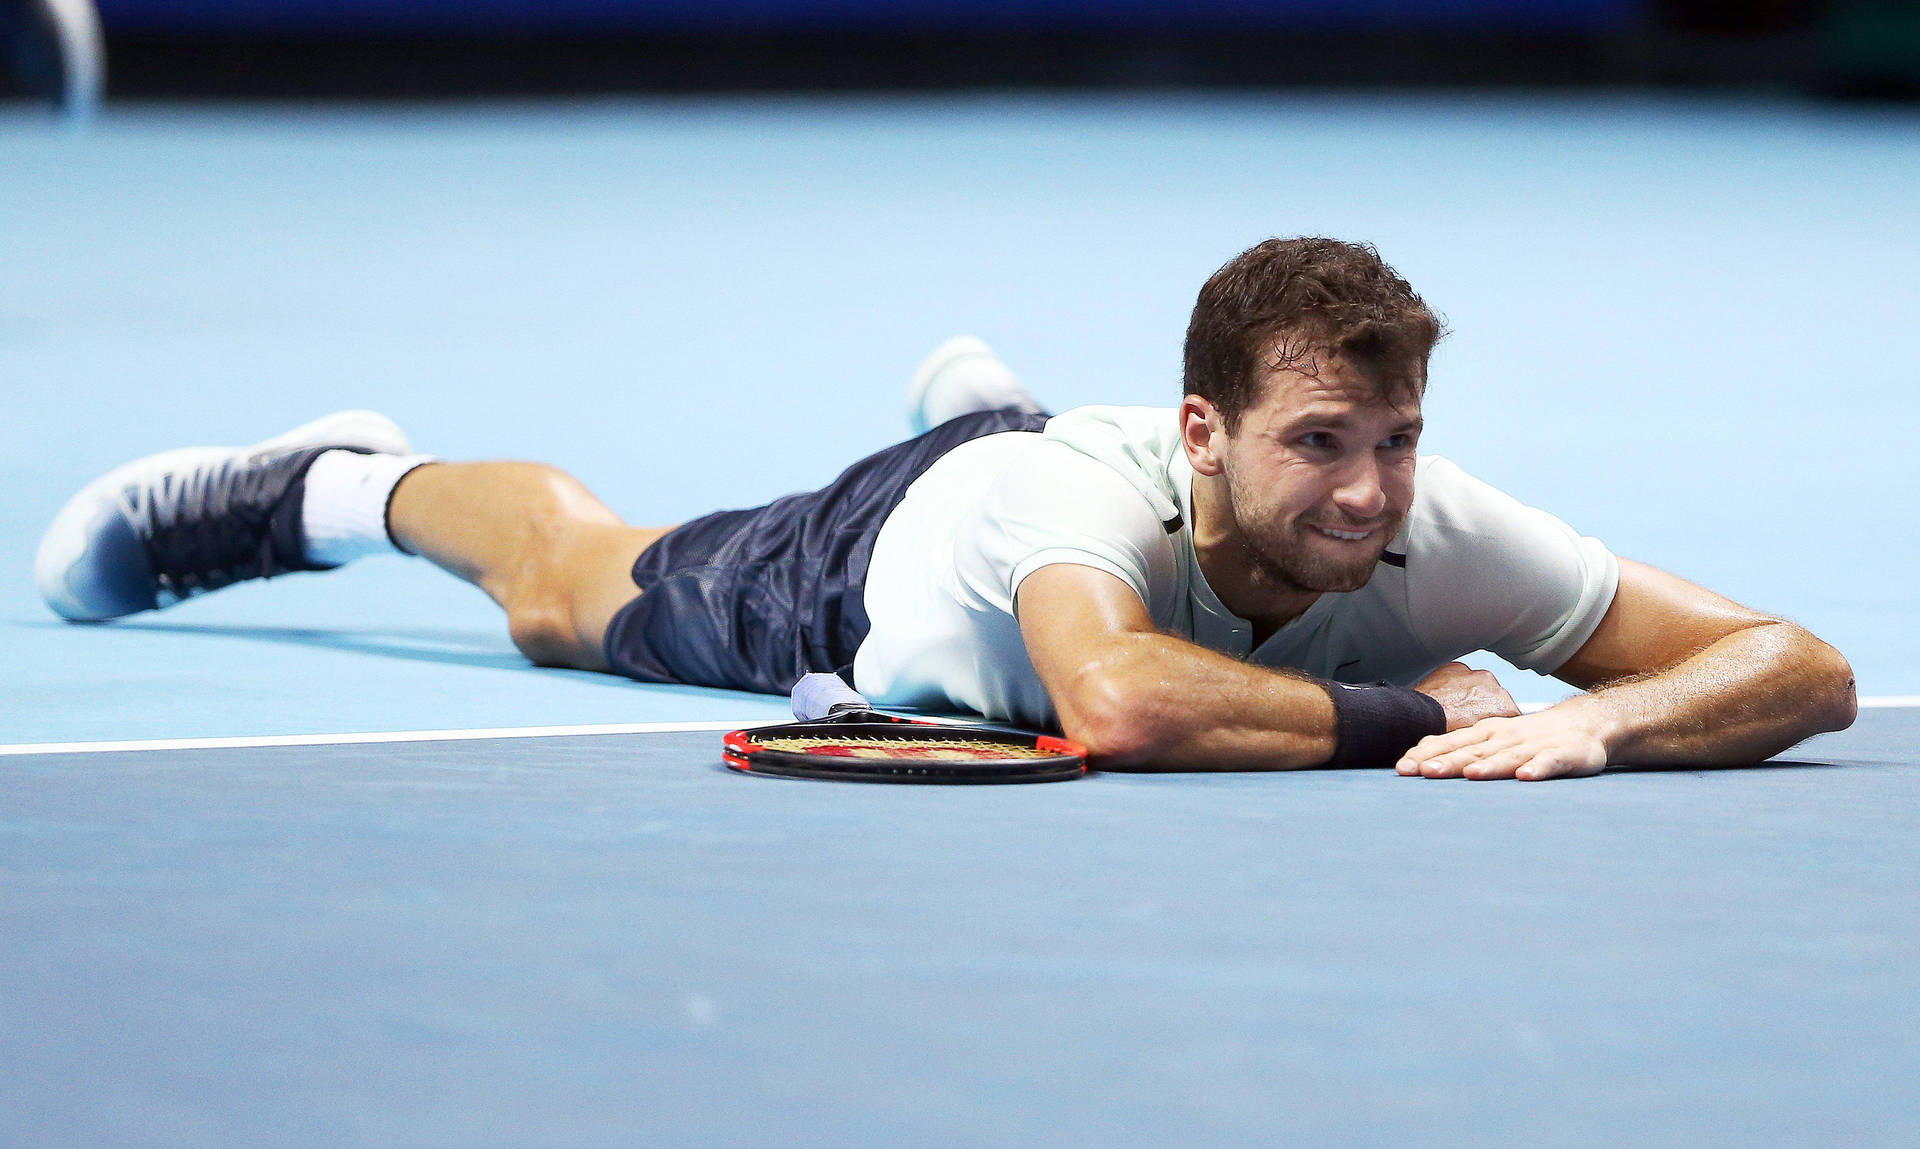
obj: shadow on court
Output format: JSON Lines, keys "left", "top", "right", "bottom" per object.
{"left": 1610, "top": 758, "right": 1848, "bottom": 774}
{"left": 23, "top": 618, "right": 567, "bottom": 678}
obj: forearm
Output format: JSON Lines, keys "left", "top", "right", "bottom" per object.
{"left": 1054, "top": 632, "right": 1337, "bottom": 771}
{"left": 1560, "top": 621, "right": 1857, "bottom": 764}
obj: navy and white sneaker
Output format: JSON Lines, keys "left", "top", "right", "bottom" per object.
{"left": 36, "top": 411, "right": 411, "bottom": 621}
{"left": 1, "top": 0, "right": 104, "bottom": 122}
{"left": 905, "top": 335, "right": 1047, "bottom": 435}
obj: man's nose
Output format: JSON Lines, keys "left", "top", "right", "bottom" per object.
{"left": 1332, "top": 456, "right": 1388, "bottom": 519}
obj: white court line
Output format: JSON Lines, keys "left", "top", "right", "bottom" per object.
{"left": 1860, "top": 696, "right": 1920, "bottom": 708}
{"left": 0, "top": 719, "right": 763, "bottom": 758}
{"left": 1511, "top": 697, "right": 1920, "bottom": 715}
{"left": 4, "top": 697, "right": 1916, "bottom": 758}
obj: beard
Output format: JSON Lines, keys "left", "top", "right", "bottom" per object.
{"left": 1224, "top": 466, "right": 1402, "bottom": 596}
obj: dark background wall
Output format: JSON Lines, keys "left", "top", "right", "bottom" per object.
{"left": 53, "top": 1, "right": 1920, "bottom": 97}
{"left": 96, "top": 1, "right": 1645, "bottom": 34}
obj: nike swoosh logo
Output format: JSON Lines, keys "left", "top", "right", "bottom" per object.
{"left": 1336, "top": 659, "right": 1362, "bottom": 672}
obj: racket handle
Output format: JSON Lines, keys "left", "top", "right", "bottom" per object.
{"left": 792, "top": 672, "right": 872, "bottom": 721}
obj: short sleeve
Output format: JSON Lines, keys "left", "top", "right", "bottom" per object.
{"left": 952, "top": 441, "right": 1176, "bottom": 618}
{"left": 1404, "top": 458, "right": 1620, "bottom": 675}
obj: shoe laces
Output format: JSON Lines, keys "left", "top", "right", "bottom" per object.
{"left": 124, "top": 450, "right": 300, "bottom": 599}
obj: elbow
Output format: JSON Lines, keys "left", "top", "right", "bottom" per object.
{"left": 1812, "top": 639, "right": 1858, "bottom": 733}
{"left": 1777, "top": 623, "right": 1857, "bottom": 733}
{"left": 1057, "top": 668, "right": 1167, "bottom": 767}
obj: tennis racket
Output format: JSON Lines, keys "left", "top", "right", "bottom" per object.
{"left": 722, "top": 673, "right": 1088, "bottom": 784}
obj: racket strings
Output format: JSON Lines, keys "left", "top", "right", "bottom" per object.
{"left": 748, "top": 734, "right": 1057, "bottom": 760}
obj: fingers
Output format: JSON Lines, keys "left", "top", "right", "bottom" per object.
{"left": 1400, "top": 718, "right": 1508, "bottom": 763}
{"left": 1515, "top": 753, "right": 1606, "bottom": 782}
{"left": 1402, "top": 738, "right": 1518, "bottom": 779}
{"left": 1395, "top": 714, "right": 1607, "bottom": 782}
{"left": 1459, "top": 745, "right": 1538, "bottom": 781}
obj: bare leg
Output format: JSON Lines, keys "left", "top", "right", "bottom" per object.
{"left": 386, "top": 462, "right": 673, "bottom": 672}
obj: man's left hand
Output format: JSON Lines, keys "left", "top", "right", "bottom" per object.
{"left": 1395, "top": 700, "right": 1614, "bottom": 781}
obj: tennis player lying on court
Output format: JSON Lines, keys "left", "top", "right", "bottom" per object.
{"left": 36, "top": 237, "right": 1857, "bottom": 780}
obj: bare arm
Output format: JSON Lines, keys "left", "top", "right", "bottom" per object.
{"left": 1018, "top": 563, "right": 1334, "bottom": 770}
{"left": 1399, "top": 559, "right": 1858, "bottom": 780}
{"left": 1556, "top": 560, "right": 1858, "bottom": 762}
{"left": 1017, "top": 563, "right": 1513, "bottom": 770}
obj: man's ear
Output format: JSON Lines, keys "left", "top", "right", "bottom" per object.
{"left": 1181, "top": 395, "right": 1227, "bottom": 477}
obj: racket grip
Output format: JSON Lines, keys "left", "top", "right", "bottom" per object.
{"left": 792, "top": 672, "right": 872, "bottom": 721}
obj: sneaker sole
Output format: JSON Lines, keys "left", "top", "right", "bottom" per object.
{"left": 35, "top": 411, "right": 412, "bottom": 621}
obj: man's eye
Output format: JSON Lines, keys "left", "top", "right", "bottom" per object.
{"left": 1299, "top": 431, "right": 1338, "bottom": 451}
{"left": 1380, "top": 433, "right": 1416, "bottom": 451}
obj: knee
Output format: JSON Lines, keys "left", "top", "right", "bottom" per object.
{"left": 490, "top": 466, "right": 609, "bottom": 595}
{"left": 489, "top": 464, "right": 625, "bottom": 670}
{"left": 518, "top": 464, "right": 621, "bottom": 532}
{"left": 507, "top": 595, "right": 590, "bottom": 668}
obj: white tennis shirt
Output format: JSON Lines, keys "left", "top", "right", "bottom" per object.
{"left": 852, "top": 406, "right": 1619, "bottom": 728}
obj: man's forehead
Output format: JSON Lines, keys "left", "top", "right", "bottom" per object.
{"left": 1254, "top": 358, "right": 1422, "bottom": 419}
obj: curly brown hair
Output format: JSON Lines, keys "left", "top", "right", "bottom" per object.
{"left": 1182, "top": 238, "right": 1443, "bottom": 430}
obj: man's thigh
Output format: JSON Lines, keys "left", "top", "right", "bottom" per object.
{"left": 559, "top": 523, "right": 677, "bottom": 670}
{"left": 602, "top": 408, "right": 1049, "bottom": 694}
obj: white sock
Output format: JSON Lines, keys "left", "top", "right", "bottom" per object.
{"left": 300, "top": 450, "right": 436, "bottom": 566}
{"left": 911, "top": 335, "right": 1047, "bottom": 432}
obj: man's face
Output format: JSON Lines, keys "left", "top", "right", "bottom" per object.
{"left": 1214, "top": 355, "right": 1422, "bottom": 596}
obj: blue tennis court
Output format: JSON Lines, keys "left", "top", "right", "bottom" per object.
{"left": 5, "top": 95, "right": 1919, "bottom": 1143}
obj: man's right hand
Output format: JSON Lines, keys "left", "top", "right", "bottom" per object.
{"left": 1413, "top": 661, "right": 1520, "bottom": 731}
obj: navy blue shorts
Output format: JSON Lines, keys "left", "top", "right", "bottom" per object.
{"left": 602, "top": 408, "right": 1049, "bottom": 696}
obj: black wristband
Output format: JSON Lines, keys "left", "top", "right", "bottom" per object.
{"left": 1324, "top": 681, "right": 1448, "bottom": 769}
